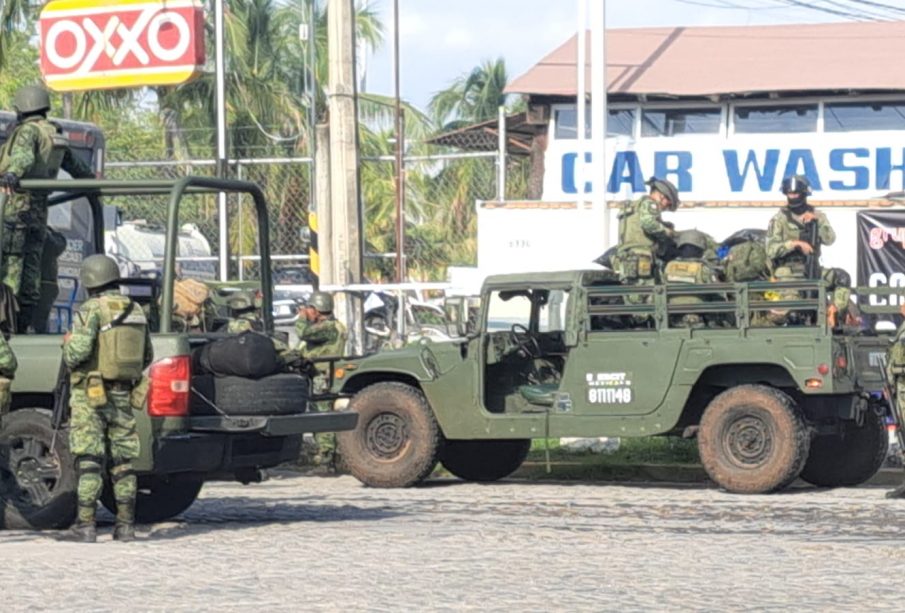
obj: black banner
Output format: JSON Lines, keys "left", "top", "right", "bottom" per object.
{"left": 857, "top": 209, "right": 905, "bottom": 318}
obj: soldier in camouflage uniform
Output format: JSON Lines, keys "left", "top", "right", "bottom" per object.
{"left": 0, "top": 85, "right": 94, "bottom": 332}
{"left": 663, "top": 230, "right": 723, "bottom": 328}
{"left": 62, "top": 255, "right": 152, "bottom": 543}
{"left": 225, "top": 291, "right": 262, "bottom": 334}
{"left": 31, "top": 227, "right": 67, "bottom": 334}
{"left": 765, "top": 174, "right": 839, "bottom": 324}
{"left": 297, "top": 292, "right": 347, "bottom": 359}
{"left": 616, "top": 177, "right": 679, "bottom": 283}
{"left": 886, "top": 302, "right": 905, "bottom": 499}
{"left": 0, "top": 285, "right": 19, "bottom": 425}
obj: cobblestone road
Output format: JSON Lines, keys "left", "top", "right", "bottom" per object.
{"left": 3, "top": 475, "right": 904, "bottom": 611}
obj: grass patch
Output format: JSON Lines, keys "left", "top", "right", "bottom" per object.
{"left": 529, "top": 436, "right": 700, "bottom": 466}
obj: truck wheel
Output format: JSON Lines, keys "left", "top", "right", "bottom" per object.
{"left": 440, "top": 439, "right": 531, "bottom": 482}
{"left": 0, "top": 409, "right": 77, "bottom": 530}
{"left": 698, "top": 385, "right": 810, "bottom": 494}
{"left": 336, "top": 382, "right": 440, "bottom": 488}
{"left": 799, "top": 410, "right": 887, "bottom": 488}
{"left": 102, "top": 477, "right": 203, "bottom": 523}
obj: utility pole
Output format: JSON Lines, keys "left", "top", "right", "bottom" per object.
{"left": 327, "top": 0, "right": 363, "bottom": 350}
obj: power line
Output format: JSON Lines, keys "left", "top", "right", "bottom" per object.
{"left": 844, "top": 0, "right": 905, "bottom": 16}
{"left": 778, "top": 0, "right": 878, "bottom": 20}
{"left": 816, "top": 0, "right": 895, "bottom": 20}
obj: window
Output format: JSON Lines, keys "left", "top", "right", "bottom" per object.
{"left": 538, "top": 290, "right": 569, "bottom": 332}
{"left": 486, "top": 291, "right": 531, "bottom": 331}
{"left": 733, "top": 104, "right": 817, "bottom": 134}
{"left": 641, "top": 108, "right": 721, "bottom": 137}
{"left": 825, "top": 101, "right": 905, "bottom": 132}
{"left": 554, "top": 107, "right": 635, "bottom": 139}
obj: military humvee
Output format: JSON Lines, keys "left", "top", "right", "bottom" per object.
{"left": 331, "top": 270, "right": 891, "bottom": 494}
{"left": 0, "top": 178, "right": 356, "bottom": 529}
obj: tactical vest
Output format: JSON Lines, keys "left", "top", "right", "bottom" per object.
{"left": 725, "top": 240, "right": 769, "bottom": 282}
{"left": 617, "top": 196, "right": 657, "bottom": 254}
{"left": 95, "top": 295, "right": 148, "bottom": 381}
{"left": 0, "top": 119, "right": 68, "bottom": 179}
{"left": 306, "top": 320, "right": 347, "bottom": 358}
{"left": 664, "top": 260, "right": 707, "bottom": 284}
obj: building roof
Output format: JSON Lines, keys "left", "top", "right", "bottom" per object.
{"left": 425, "top": 112, "right": 537, "bottom": 156}
{"left": 505, "top": 21, "right": 905, "bottom": 99}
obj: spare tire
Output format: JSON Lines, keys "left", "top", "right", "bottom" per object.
{"left": 191, "top": 373, "right": 309, "bottom": 416}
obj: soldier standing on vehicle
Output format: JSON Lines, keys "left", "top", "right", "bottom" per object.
{"left": 61, "top": 255, "right": 152, "bottom": 543}
{"left": 298, "top": 291, "right": 347, "bottom": 359}
{"left": 765, "top": 175, "right": 838, "bottom": 323}
{"left": 0, "top": 285, "right": 19, "bottom": 426}
{"left": 616, "top": 177, "right": 680, "bottom": 287}
{"left": 663, "top": 229, "right": 723, "bottom": 328}
{"left": 0, "top": 85, "right": 95, "bottom": 332}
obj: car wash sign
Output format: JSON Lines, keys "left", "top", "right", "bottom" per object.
{"left": 39, "top": 0, "right": 205, "bottom": 92}
{"left": 545, "top": 133, "right": 905, "bottom": 204}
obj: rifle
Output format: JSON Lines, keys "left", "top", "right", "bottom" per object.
{"left": 878, "top": 355, "right": 905, "bottom": 464}
{"left": 802, "top": 218, "right": 821, "bottom": 280}
{"left": 49, "top": 359, "right": 70, "bottom": 456}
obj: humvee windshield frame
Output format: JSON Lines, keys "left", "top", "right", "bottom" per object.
{"left": 0, "top": 177, "right": 274, "bottom": 334}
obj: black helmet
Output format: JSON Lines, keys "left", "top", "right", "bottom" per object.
{"left": 646, "top": 177, "right": 679, "bottom": 211}
{"left": 780, "top": 174, "right": 811, "bottom": 195}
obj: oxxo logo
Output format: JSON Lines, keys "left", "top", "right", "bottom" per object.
{"left": 39, "top": 0, "right": 205, "bottom": 92}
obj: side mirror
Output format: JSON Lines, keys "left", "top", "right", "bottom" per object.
{"left": 443, "top": 297, "right": 469, "bottom": 337}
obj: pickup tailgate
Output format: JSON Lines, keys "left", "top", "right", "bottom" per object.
{"left": 847, "top": 335, "right": 892, "bottom": 393}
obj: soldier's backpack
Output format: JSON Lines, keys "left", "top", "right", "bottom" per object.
{"left": 97, "top": 296, "right": 148, "bottom": 381}
{"left": 721, "top": 229, "right": 769, "bottom": 282}
{"left": 195, "top": 331, "right": 281, "bottom": 379}
{"left": 174, "top": 278, "right": 210, "bottom": 318}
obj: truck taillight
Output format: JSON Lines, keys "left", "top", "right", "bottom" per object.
{"left": 148, "top": 356, "right": 191, "bottom": 417}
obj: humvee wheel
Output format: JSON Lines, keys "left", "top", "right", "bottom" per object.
{"left": 440, "top": 439, "right": 531, "bottom": 482}
{"left": 799, "top": 410, "right": 887, "bottom": 488}
{"left": 336, "top": 382, "right": 440, "bottom": 488}
{"left": 0, "top": 409, "right": 77, "bottom": 530}
{"left": 698, "top": 385, "right": 810, "bottom": 494}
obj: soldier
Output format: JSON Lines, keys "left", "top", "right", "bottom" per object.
{"left": 298, "top": 291, "right": 347, "bottom": 359}
{"left": 886, "top": 302, "right": 905, "bottom": 499}
{"left": 225, "top": 291, "right": 262, "bottom": 333}
{"left": 765, "top": 174, "right": 837, "bottom": 323}
{"left": 616, "top": 177, "right": 679, "bottom": 287}
{"left": 61, "top": 255, "right": 152, "bottom": 542}
{"left": 663, "top": 230, "right": 723, "bottom": 328}
{"left": 31, "top": 227, "right": 67, "bottom": 333}
{"left": 0, "top": 85, "right": 94, "bottom": 332}
{"left": 0, "top": 285, "right": 19, "bottom": 425}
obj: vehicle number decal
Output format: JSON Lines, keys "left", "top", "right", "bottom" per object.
{"left": 586, "top": 372, "right": 633, "bottom": 404}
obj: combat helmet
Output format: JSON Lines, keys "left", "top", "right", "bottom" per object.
{"left": 646, "top": 177, "right": 680, "bottom": 211}
{"left": 780, "top": 174, "right": 811, "bottom": 195}
{"left": 80, "top": 254, "right": 120, "bottom": 290}
{"left": 676, "top": 229, "right": 708, "bottom": 250}
{"left": 227, "top": 290, "right": 259, "bottom": 313}
{"left": 13, "top": 85, "right": 51, "bottom": 115}
{"left": 308, "top": 291, "right": 334, "bottom": 314}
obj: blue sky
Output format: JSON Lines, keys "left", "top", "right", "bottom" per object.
{"left": 361, "top": 0, "right": 854, "bottom": 113}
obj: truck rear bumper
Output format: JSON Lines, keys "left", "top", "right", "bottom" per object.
{"left": 152, "top": 412, "right": 358, "bottom": 474}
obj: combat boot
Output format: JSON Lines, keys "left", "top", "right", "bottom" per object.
{"left": 113, "top": 523, "right": 135, "bottom": 542}
{"left": 60, "top": 522, "right": 97, "bottom": 543}
{"left": 886, "top": 481, "right": 905, "bottom": 499}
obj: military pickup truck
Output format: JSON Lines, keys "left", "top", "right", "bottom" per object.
{"left": 0, "top": 178, "right": 356, "bottom": 529}
{"left": 331, "top": 270, "right": 891, "bottom": 494}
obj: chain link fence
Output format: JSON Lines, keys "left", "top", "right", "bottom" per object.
{"left": 103, "top": 121, "right": 531, "bottom": 282}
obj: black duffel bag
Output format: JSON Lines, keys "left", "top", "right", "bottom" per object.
{"left": 195, "top": 331, "right": 281, "bottom": 379}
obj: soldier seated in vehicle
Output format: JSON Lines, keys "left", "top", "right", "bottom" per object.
{"left": 225, "top": 290, "right": 263, "bottom": 333}
{"left": 663, "top": 230, "right": 725, "bottom": 328}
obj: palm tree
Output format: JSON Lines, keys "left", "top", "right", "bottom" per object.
{"left": 429, "top": 57, "right": 509, "bottom": 131}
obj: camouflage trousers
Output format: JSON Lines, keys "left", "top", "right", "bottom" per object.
{"left": 896, "top": 378, "right": 905, "bottom": 426}
{"left": 2, "top": 221, "right": 45, "bottom": 319}
{"left": 69, "top": 386, "right": 140, "bottom": 524}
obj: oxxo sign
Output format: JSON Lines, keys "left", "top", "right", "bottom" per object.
{"left": 39, "top": 0, "right": 205, "bottom": 92}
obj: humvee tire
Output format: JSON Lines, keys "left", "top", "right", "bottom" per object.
{"left": 799, "top": 410, "right": 887, "bottom": 488}
{"left": 0, "top": 409, "right": 77, "bottom": 530}
{"left": 440, "top": 439, "right": 531, "bottom": 482}
{"left": 698, "top": 385, "right": 810, "bottom": 494}
{"left": 336, "top": 382, "right": 440, "bottom": 488}
{"left": 102, "top": 477, "right": 203, "bottom": 523}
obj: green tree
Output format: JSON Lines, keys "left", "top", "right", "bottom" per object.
{"left": 429, "top": 57, "right": 509, "bottom": 130}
